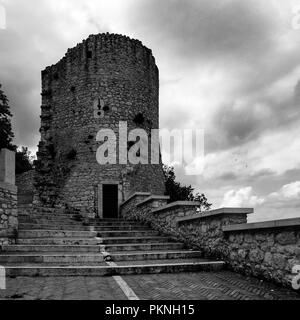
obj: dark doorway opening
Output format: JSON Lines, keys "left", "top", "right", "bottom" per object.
{"left": 103, "top": 184, "right": 119, "bottom": 219}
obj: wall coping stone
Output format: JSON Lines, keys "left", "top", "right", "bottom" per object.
{"left": 151, "top": 201, "right": 200, "bottom": 214}
{"left": 176, "top": 207, "right": 253, "bottom": 224}
{"left": 0, "top": 181, "right": 18, "bottom": 193}
{"left": 136, "top": 195, "right": 170, "bottom": 207}
{"left": 120, "top": 192, "right": 151, "bottom": 207}
{"left": 223, "top": 217, "right": 300, "bottom": 232}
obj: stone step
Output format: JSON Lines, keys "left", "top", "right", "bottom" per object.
{"left": 88, "top": 221, "right": 144, "bottom": 226}
{"left": 104, "top": 242, "right": 185, "bottom": 252}
{"left": 97, "top": 230, "right": 159, "bottom": 238}
{"left": 0, "top": 251, "right": 203, "bottom": 265}
{"left": 114, "top": 258, "right": 210, "bottom": 266}
{"left": 19, "top": 217, "right": 82, "bottom": 224}
{"left": 2, "top": 245, "right": 102, "bottom": 253}
{"left": 27, "top": 207, "right": 65, "bottom": 214}
{"left": 93, "top": 225, "right": 151, "bottom": 231}
{"left": 109, "top": 250, "right": 203, "bottom": 262}
{"left": 18, "top": 220, "right": 83, "bottom": 227}
{"left": 17, "top": 238, "right": 101, "bottom": 246}
{"left": 91, "top": 219, "right": 136, "bottom": 222}
{"left": 4, "top": 261, "right": 225, "bottom": 277}
{"left": 18, "top": 218, "right": 143, "bottom": 227}
{"left": 18, "top": 223, "right": 90, "bottom": 231}
{"left": 100, "top": 236, "right": 170, "bottom": 245}
{"left": 18, "top": 223, "right": 151, "bottom": 231}
{"left": 18, "top": 213, "right": 80, "bottom": 219}
{"left": 18, "top": 230, "right": 97, "bottom": 239}
{"left": 0, "top": 253, "right": 104, "bottom": 264}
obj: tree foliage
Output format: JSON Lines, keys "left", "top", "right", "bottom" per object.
{"left": 163, "top": 165, "right": 212, "bottom": 212}
{"left": 16, "top": 147, "right": 33, "bottom": 175}
{"left": 0, "top": 84, "right": 15, "bottom": 150}
{"left": 0, "top": 84, "right": 34, "bottom": 174}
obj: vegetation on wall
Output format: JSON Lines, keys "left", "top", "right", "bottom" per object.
{"left": 163, "top": 165, "right": 212, "bottom": 212}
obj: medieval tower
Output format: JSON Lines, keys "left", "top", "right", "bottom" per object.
{"left": 33, "top": 33, "right": 166, "bottom": 217}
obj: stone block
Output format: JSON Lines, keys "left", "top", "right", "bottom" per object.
{"left": 264, "top": 252, "right": 272, "bottom": 265}
{"left": 275, "top": 232, "right": 296, "bottom": 245}
{"left": 272, "top": 253, "right": 286, "bottom": 269}
{"left": 249, "top": 249, "right": 264, "bottom": 263}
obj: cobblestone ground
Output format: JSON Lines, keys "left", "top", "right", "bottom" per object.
{"left": 0, "top": 271, "right": 299, "bottom": 300}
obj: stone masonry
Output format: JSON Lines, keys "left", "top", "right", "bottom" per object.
{"left": 34, "top": 33, "right": 166, "bottom": 214}
{"left": 0, "top": 149, "right": 18, "bottom": 246}
{"left": 16, "top": 170, "right": 35, "bottom": 205}
{"left": 121, "top": 193, "right": 300, "bottom": 289}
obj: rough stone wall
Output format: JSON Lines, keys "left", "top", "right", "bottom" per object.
{"left": 0, "top": 149, "right": 18, "bottom": 246}
{"left": 176, "top": 216, "right": 300, "bottom": 287}
{"left": 177, "top": 218, "right": 300, "bottom": 287}
{"left": 34, "top": 33, "right": 165, "bottom": 212}
{"left": 224, "top": 228, "right": 300, "bottom": 287}
{"left": 16, "top": 170, "right": 34, "bottom": 205}
{"left": 0, "top": 182, "right": 18, "bottom": 246}
{"left": 137, "top": 201, "right": 200, "bottom": 239}
{"left": 121, "top": 197, "right": 300, "bottom": 287}
{"left": 120, "top": 194, "right": 200, "bottom": 239}
{"left": 16, "top": 170, "right": 34, "bottom": 194}
{"left": 176, "top": 213, "right": 248, "bottom": 259}
{"left": 120, "top": 192, "right": 151, "bottom": 219}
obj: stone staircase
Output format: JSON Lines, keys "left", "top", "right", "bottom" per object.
{"left": 0, "top": 209, "right": 224, "bottom": 276}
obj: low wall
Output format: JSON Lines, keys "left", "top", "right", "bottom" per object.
{"left": 177, "top": 213, "right": 300, "bottom": 286}
{"left": 0, "top": 149, "right": 18, "bottom": 246}
{"left": 0, "top": 182, "right": 18, "bottom": 245}
{"left": 136, "top": 198, "right": 201, "bottom": 239}
{"left": 120, "top": 192, "right": 151, "bottom": 220}
{"left": 222, "top": 219, "right": 300, "bottom": 286}
{"left": 120, "top": 194, "right": 300, "bottom": 288}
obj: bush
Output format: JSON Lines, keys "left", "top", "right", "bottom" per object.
{"left": 16, "top": 147, "right": 33, "bottom": 174}
{"left": 163, "top": 165, "right": 212, "bottom": 212}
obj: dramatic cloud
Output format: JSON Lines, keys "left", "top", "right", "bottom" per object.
{"left": 1, "top": 0, "right": 300, "bottom": 222}
{"left": 221, "top": 187, "right": 265, "bottom": 207}
{"left": 131, "top": 0, "right": 277, "bottom": 63}
{"left": 270, "top": 181, "right": 300, "bottom": 199}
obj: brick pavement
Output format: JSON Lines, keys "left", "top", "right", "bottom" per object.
{"left": 122, "top": 271, "right": 300, "bottom": 300}
{"left": 0, "top": 276, "right": 126, "bottom": 300}
{"left": 0, "top": 271, "right": 299, "bottom": 300}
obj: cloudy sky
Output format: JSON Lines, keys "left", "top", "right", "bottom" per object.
{"left": 1, "top": 0, "right": 300, "bottom": 222}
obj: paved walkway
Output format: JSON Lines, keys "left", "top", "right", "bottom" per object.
{"left": 0, "top": 271, "right": 299, "bottom": 300}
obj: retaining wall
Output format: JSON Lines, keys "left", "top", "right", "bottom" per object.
{"left": 121, "top": 193, "right": 300, "bottom": 287}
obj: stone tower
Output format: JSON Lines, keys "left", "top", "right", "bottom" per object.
{"left": 34, "top": 33, "right": 166, "bottom": 217}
